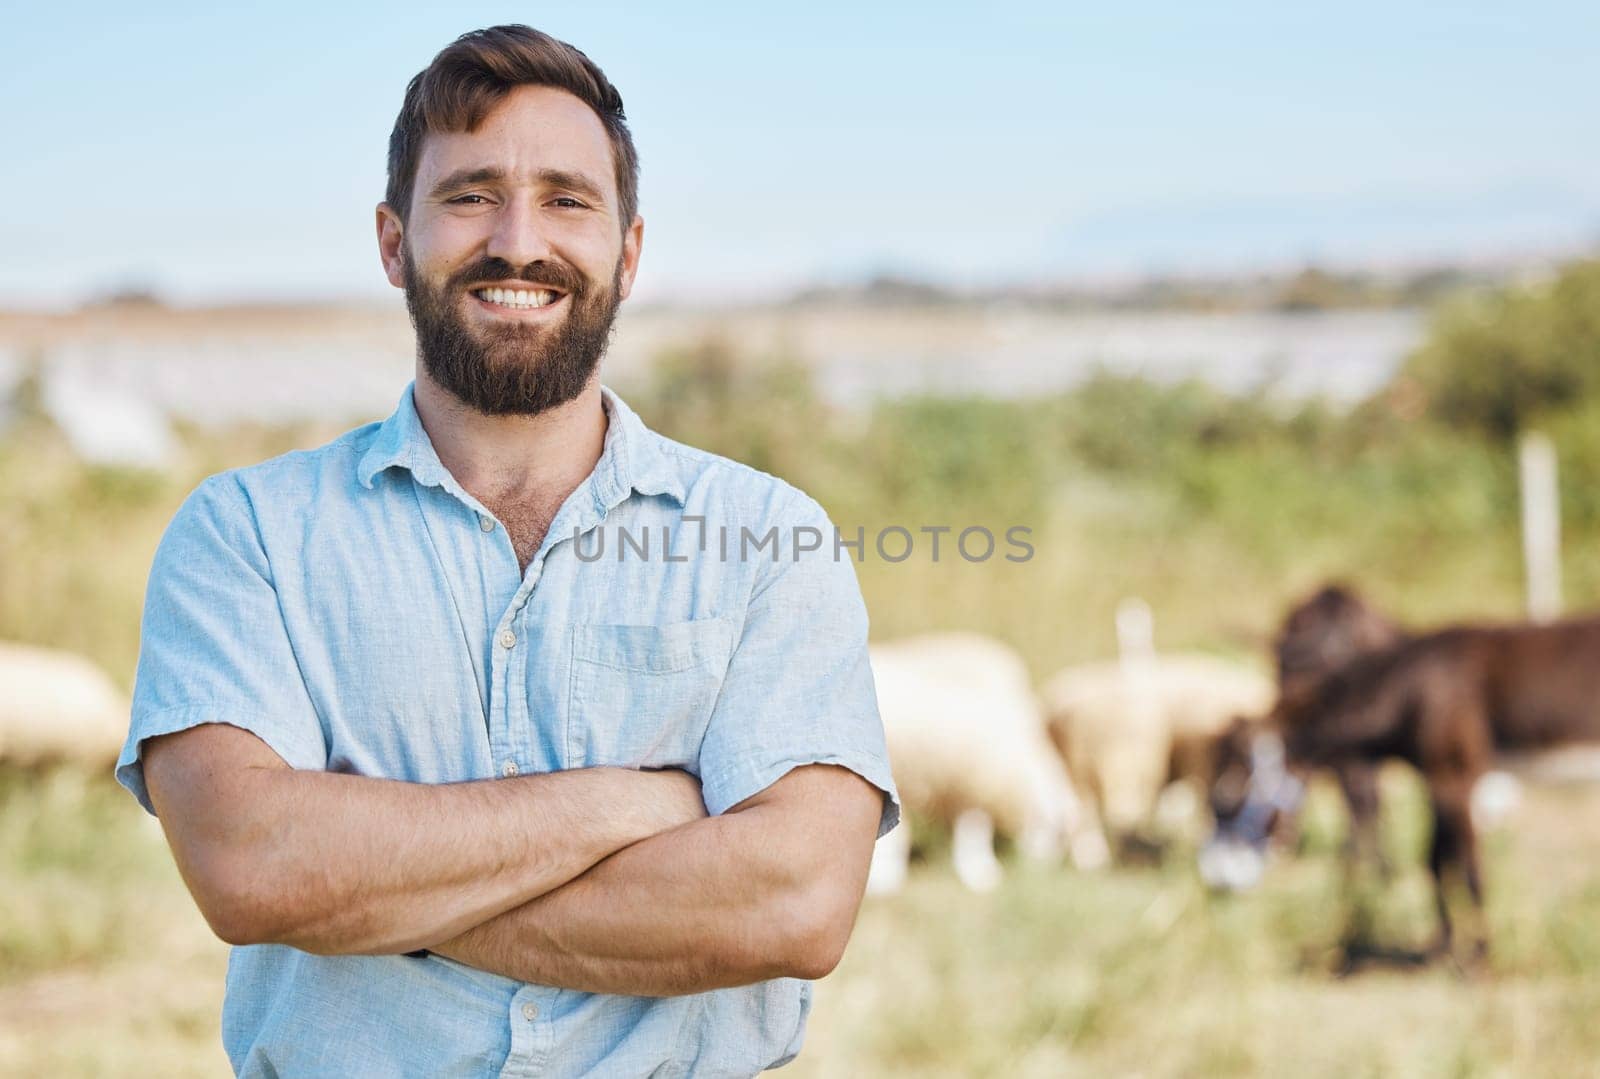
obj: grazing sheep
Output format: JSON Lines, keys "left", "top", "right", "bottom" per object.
{"left": 1041, "top": 653, "right": 1274, "bottom": 851}
{"left": 0, "top": 640, "right": 128, "bottom": 768}
{"left": 867, "top": 632, "right": 1109, "bottom": 894}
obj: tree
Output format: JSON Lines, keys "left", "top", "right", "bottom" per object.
{"left": 1396, "top": 260, "right": 1600, "bottom": 439}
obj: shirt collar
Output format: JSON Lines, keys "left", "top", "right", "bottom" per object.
{"left": 356, "top": 380, "right": 686, "bottom": 509}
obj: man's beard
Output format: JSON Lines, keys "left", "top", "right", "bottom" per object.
{"left": 402, "top": 245, "right": 623, "bottom": 416}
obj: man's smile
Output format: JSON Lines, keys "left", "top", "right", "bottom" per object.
{"left": 470, "top": 284, "right": 570, "bottom": 317}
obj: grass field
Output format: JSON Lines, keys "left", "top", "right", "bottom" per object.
{"left": 6, "top": 764, "right": 1600, "bottom": 1077}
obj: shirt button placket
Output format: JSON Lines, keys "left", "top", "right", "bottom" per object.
{"left": 494, "top": 626, "right": 519, "bottom": 776}
{"left": 490, "top": 534, "right": 541, "bottom": 800}
{"left": 492, "top": 544, "right": 538, "bottom": 787}
{"left": 506, "top": 991, "right": 552, "bottom": 1075}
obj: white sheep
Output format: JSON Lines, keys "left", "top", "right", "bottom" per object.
{"left": 0, "top": 640, "right": 129, "bottom": 769}
{"left": 866, "top": 632, "right": 1110, "bottom": 894}
{"left": 1040, "top": 653, "right": 1274, "bottom": 846}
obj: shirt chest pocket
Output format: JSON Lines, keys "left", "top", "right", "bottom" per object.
{"left": 565, "top": 618, "right": 736, "bottom": 772}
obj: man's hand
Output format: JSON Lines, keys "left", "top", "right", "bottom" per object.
{"left": 142, "top": 722, "right": 706, "bottom": 955}
{"left": 431, "top": 762, "right": 885, "bottom": 995}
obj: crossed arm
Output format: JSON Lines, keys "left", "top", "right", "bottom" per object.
{"left": 429, "top": 762, "right": 880, "bottom": 993}
{"left": 142, "top": 722, "right": 883, "bottom": 994}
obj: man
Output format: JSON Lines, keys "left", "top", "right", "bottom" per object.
{"left": 116, "top": 24, "right": 898, "bottom": 1078}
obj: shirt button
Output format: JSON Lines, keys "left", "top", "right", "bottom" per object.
{"left": 499, "top": 629, "right": 517, "bottom": 649}
{"left": 522, "top": 1002, "right": 539, "bottom": 1021}
{"left": 502, "top": 760, "right": 519, "bottom": 777}
{"left": 479, "top": 515, "right": 496, "bottom": 532}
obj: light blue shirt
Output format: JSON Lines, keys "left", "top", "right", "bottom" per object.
{"left": 116, "top": 380, "right": 899, "bottom": 1078}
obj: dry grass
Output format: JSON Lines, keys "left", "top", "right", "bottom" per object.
{"left": 0, "top": 767, "right": 230, "bottom": 1077}
{"left": 800, "top": 774, "right": 1600, "bottom": 1078}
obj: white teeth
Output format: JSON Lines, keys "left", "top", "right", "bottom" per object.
{"left": 477, "top": 287, "right": 562, "bottom": 309}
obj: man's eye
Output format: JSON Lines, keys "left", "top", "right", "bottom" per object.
{"left": 449, "top": 194, "right": 489, "bottom": 205}
{"left": 550, "top": 197, "right": 587, "bottom": 209}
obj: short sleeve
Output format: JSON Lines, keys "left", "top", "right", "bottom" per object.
{"left": 115, "top": 473, "right": 327, "bottom": 815}
{"left": 697, "top": 491, "right": 900, "bottom": 837}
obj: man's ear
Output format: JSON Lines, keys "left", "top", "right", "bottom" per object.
{"left": 376, "top": 203, "right": 406, "bottom": 289}
{"left": 617, "top": 214, "right": 644, "bottom": 302}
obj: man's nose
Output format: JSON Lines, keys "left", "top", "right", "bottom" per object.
{"left": 486, "top": 194, "right": 554, "bottom": 269}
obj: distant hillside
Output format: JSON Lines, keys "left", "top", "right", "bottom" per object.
{"left": 782, "top": 262, "right": 1534, "bottom": 314}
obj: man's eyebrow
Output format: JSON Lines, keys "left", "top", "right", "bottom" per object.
{"left": 535, "top": 168, "right": 607, "bottom": 205}
{"left": 428, "top": 166, "right": 608, "bottom": 206}
{"left": 428, "top": 166, "right": 505, "bottom": 199}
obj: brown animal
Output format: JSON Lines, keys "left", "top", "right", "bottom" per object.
{"left": 1200, "top": 585, "right": 1405, "bottom": 889}
{"left": 1275, "top": 583, "right": 1406, "bottom": 691}
{"left": 1228, "top": 594, "right": 1600, "bottom": 962}
{"left": 1273, "top": 584, "right": 1406, "bottom": 872}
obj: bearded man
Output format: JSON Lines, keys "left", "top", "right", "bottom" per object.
{"left": 117, "top": 24, "right": 898, "bottom": 1078}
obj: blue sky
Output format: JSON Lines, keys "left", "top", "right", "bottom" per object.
{"left": 3, "top": 2, "right": 1597, "bottom": 307}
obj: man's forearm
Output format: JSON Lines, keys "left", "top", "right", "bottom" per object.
{"left": 229, "top": 767, "right": 691, "bottom": 955}
{"left": 430, "top": 766, "right": 880, "bottom": 995}
{"left": 145, "top": 725, "right": 704, "bottom": 956}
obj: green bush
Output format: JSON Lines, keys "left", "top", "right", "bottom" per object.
{"left": 1398, "top": 259, "right": 1600, "bottom": 440}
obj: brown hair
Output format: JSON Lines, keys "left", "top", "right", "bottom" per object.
{"left": 386, "top": 25, "right": 639, "bottom": 234}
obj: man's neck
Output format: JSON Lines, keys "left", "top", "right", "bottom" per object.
{"left": 412, "top": 367, "right": 609, "bottom": 511}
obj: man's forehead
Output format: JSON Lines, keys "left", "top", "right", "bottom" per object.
{"left": 415, "top": 85, "right": 617, "bottom": 199}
